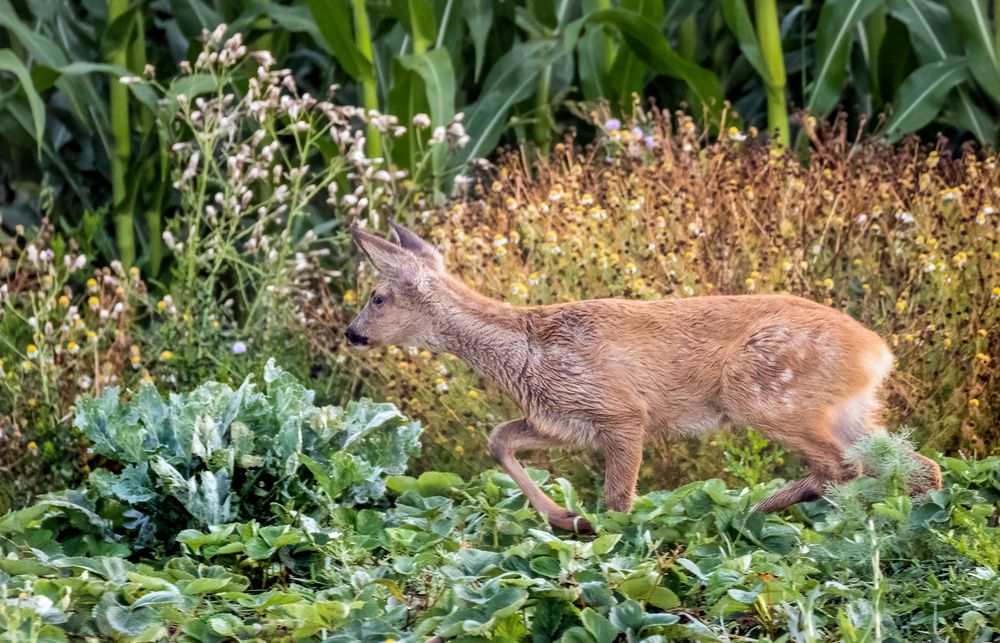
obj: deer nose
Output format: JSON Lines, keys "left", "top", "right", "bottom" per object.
{"left": 345, "top": 326, "right": 369, "bottom": 346}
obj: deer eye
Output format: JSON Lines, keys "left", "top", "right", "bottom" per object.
{"left": 372, "top": 293, "right": 386, "bottom": 306}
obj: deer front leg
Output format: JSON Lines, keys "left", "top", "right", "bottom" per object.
{"left": 488, "top": 419, "right": 593, "bottom": 534}
{"left": 601, "top": 430, "right": 644, "bottom": 513}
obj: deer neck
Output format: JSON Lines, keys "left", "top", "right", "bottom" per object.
{"left": 428, "top": 279, "right": 532, "bottom": 395}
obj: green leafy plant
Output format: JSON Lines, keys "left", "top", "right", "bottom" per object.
{"left": 1, "top": 389, "right": 999, "bottom": 641}
{"left": 71, "top": 359, "right": 421, "bottom": 549}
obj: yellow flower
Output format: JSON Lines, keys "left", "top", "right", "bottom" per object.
{"left": 58, "top": 294, "right": 70, "bottom": 307}
{"left": 26, "top": 344, "right": 38, "bottom": 359}
{"left": 27, "top": 441, "right": 38, "bottom": 451}
{"left": 468, "top": 390, "right": 479, "bottom": 398}
{"left": 944, "top": 338, "right": 952, "bottom": 347}
{"left": 895, "top": 299, "right": 907, "bottom": 312}
{"left": 343, "top": 290, "right": 355, "bottom": 304}
{"left": 86, "top": 278, "right": 98, "bottom": 292}
{"left": 975, "top": 353, "right": 991, "bottom": 364}
{"left": 823, "top": 278, "right": 834, "bottom": 289}
{"left": 161, "top": 350, "right": 174, "bottom": 361}
{"left": 211, "top": 320, "right": 220, "bottom": 330}
{"left": 969, "top": 398, "right": 980, "bottom": 407}
{"left": 87, "top": 331, "right": 98, "bottom": 344}
{"left": 156, "top": 299, "right": 167, "bottom": 312}
{"left": 453, "top": 445, "right": 464, "bottom": 456}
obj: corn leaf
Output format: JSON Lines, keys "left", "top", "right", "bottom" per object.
{"left": 807, "top": 0, "right": 884, "bottom": 117}
{"left": 0, "top": 49, "right": 46, "bottom": 156}
{"left": 588, "top": 9, "right": 724, "bottom": 123}
{"left": 884, "top": 57, "right": 968, "bottom": 139}
{"left": 942, "top": 0, "right": 1000, "bottom": 100}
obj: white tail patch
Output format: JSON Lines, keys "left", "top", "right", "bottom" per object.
{"left": 832, "top": 347, "right": 894, "bottom": 448}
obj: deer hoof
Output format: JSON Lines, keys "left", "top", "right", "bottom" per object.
{"left": 550, "top": 510, "right": 594, "bottom": 535}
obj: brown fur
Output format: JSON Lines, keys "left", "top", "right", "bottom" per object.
{"left": 347, "top": 224, "right": 942, "bottom": 533}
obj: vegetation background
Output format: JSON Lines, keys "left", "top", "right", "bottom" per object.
{"left": 3, "top": 0, "right": 999, "bottom": 504}
{"left": 1, "top": 0, "right": 999, "bottom": 640}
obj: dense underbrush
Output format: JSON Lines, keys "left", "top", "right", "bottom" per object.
{"left": 1, "top": 367, "right": 997, "bottom": 641}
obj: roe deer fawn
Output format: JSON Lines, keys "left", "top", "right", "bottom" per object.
{"left": 346, "top": 223, "right": 942, "bottom": 534}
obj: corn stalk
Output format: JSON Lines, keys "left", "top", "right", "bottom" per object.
{"left": 108, "top": 0, "right": 134, "bottom": 266}
{"left": 351, "top": 0, "right": 380, "bottom": 157}
{"left": 755, "top": 0, "right": 789, "bottom": 147}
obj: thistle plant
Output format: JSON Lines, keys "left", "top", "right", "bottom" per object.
{"left": 140, "top": 27, "right": 470, "bottom": 386}
{"left": 0, "top": 219, "right": 150, "bottom": 507}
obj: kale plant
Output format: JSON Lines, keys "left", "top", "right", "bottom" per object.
{"left": 71, "top": 359, "right": 421, "bottom": 549}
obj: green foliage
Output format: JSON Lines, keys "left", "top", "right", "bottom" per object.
{"left": 66, "top": 359, "right": 421, "bottom": 549}
{"left": 721, "top": 429, "right": 788, "bottom": 488}
{"left": 8, "top": 1, "right": 1000, "bottom": 270}
{"left": 0, "top": 381, "right": 998, "bottom": 640}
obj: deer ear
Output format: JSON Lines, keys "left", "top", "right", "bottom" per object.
{"left": 351, "top": 225, "right": 420, "bottom": 277}
{"left": 391, "top": 222, "right": 446, "bottom": 272}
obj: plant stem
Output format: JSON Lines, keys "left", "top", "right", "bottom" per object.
{"left": 109, "top": 0, "right": 134, "bottom": 266}
{"left": 755, "top": 0, "right": 789, "bottom": 147}
{"left": 351, "top": 0, "right": 381, "bottom": 159}
{"left": 533, "top": 66, "right": 552, "bottom": 153}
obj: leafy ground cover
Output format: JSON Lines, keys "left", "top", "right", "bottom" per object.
{"left": 1, "top": 367, "right": 998, "bottom": 642}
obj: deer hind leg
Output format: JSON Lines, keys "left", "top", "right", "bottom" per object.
{"left": 833, "top": 390, "right": 943, "bottom": 495}
{"left": 488, "top": 419, "right": 592, "bottom": 534}
{"left": 752, "top": 411, "right": 858, "bottom": 513}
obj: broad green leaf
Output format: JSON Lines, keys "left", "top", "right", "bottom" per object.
{"left": 942, "top": 0, "right": 1000, "bottom": 100}
{"left": 182, "top": 576, "right": 232, "bottom": 595}
{"left": 306, "top": 0, "right": 373, "bottom": 79}
{"left": 588, "top": 9, "right": 724, "bottom": 122}
{"left": 807, "top": 0, "right": 884, "bottom": 116}
{"left": 884, "top": 57, "right": 968, "bottom": 138}
{"left": 0, "top": 49, "right": 45, "bottom": 155}
{"left": 417, "top": 470, "right": 464, "bottom": 496}
{"left": 580, "top": 607, "right": 619, "bottom": 643}
{"left": 165, "top": 0, "right": 222, "bottom": 39}
{"left": 943, "top": 88, "right": 998, "bottom": 143}
{"left": 889, "top": 0, "right": 960, "bottom": 63}
{"left": 398, "top": 49, "right": 456, "bottom": 126}
{"left": 463, "top": 0, "right": 493, "bottom": 81}
{"left": 722, "top": 0, "right": 769, "bottom": 82}
{"left": 608, "top": 599, "right": 644, "bottom": 632}
{"left": 454, "top": 38, "right": 563, "bottom": 168}
{"left": 131, "top": 589, "right": 182, "bottom": 609}
{"left": 888, "top": 0, "right": 993, "bottom": 142}
{"left": 607, "top": 0, "right": 664, "bottom": 109}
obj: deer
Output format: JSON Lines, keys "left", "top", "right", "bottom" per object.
{"left": 345, "top": 223, "right": 942, "bottom": 534}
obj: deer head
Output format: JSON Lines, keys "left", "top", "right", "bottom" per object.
{"left": 345, "top": 223, "right": 447, "bottom": 348}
